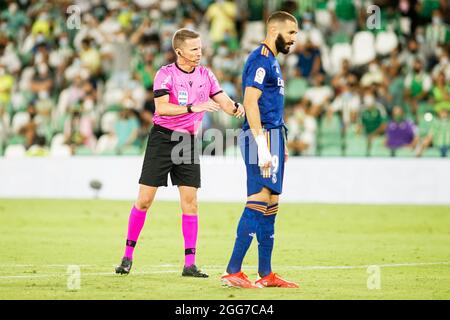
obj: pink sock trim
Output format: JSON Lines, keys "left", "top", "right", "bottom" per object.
{"left": 182, "top": 214, "right": 198, "bottom": 267}
{"left": 124, "top": 206, "right": 147, "bottom": 259}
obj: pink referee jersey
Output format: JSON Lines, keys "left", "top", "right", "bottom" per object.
{"left": 152, "top": 63, "right": 223, "bottom": 134}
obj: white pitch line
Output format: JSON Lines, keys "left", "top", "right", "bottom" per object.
{"left": 0, "top": 261, "right": 449, "bottom": 281}
{"left": 0, "top": 270, "right": 179, "bottom": 280}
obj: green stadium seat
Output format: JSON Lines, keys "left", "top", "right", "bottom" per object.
{"left": 99, "top": 149, "right": 117, "bottom": 156}
{"left": 74, "top": 146, "right": 94, "bottom": 156}
{"left": 121, "top": 145, "right": 141, "bottom": 156}
{"left": 423, "top": 147, "right": 442, "bottom": 158}
{"left": 320, "top": 145, "right": 343, "bottom": 157}
{"left": 345, "top": 136, "right": 368, "bottom": 157}
{"left": 329, "top": 33, "right": 351, "bottom": 46}
{"left": 106, "top": 104, "right": 123, "bottom": 112}
{"left": 394, "top": 147, "right": 415, "bottom": 157}
{"left": 370, "top": 137, "right": 391, "bottom": 157}
{"left": 285, "top": 78, "right": 308, "bottom": 103}
{"left": 319, "top": 115, "right": 343, "bottom": 153}
{"left": 7, "top": 135, "right": 26, "bottom": 146}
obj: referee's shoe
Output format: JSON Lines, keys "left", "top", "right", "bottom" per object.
{"left": 115, "top": 257, "right": 132, "bottom": 275}
{"left": 182, "top": 264, "right": 209, "bottom": 278}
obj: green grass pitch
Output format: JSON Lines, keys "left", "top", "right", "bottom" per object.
{"left": 0, "top": 199, "right": 449, "bottom": 300}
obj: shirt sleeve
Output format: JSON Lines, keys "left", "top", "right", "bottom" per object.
{"left": 244, "top": 56, "right": 271, "bottom": 92}
{"left": 153, "top": 68, "right": 172, "bottom": 98}
{"left": 207, "top": 68, "right": 223, "bottom": 98}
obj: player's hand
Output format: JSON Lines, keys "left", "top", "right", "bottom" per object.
{"left": 233, "top": 103, "right": 245, "bottom": 118}
{"left": 255, "top": 134, "right": 272, "bottom": 171}
{"left": 192, "top": 101, "right": 220, "bottom": 113}
{"left": 285, "top": 145, "right": 289, "bottom": 163}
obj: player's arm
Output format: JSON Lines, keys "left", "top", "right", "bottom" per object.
{"left": 211, "top": 92, "right": 245, "bottom": 118}
{"left": 154, "top": 93, "right": 220, "bottom": 116}
{"left": 243, "top": 86, "right": 272, "bottom": 169}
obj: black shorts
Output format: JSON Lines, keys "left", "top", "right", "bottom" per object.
{"left": 139, "top": 124, "right": 201, "bottom": 188}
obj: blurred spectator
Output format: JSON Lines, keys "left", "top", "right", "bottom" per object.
{"left": 26, "top": 136, "right": 49, "bottom": 157}
{"left": 55, "top": 74, "right": 86, "bottom": 123}
{"left": 386, "top": 106, "right": 419, "bottom": 154}
{"left": 431, "top": 72, "right": 450, "bottom": 111}
{"left": 115, "top": 107, "right": 140, "bottom": 153}
{"left": 80, "top": 38, "right": 102, "bottom": 79}
{"left": 0, "top": 0, "right": 448, "bottom": 158}
{"left": 0, "top": 62, "right": 15, "bottom": 106}
{"left": 18, "top": 105, "right": 38, "bottom": 149}
{"left": 295, "top": 38, "right": 322, "bottom": 79}
{"left": 404, "top": 58, "right": 432, "bottom": 119}
{"left": 0, "top": 103, "right": 10, "bottom": 149}
{"left": 398, "top": 0, "right": 419, "bottom": 36}
{"left": 303, "top": 73, "right": 333, "bottom": 116}
{"left": 240, "top": 0, "right": 267, "bottom": 52}
{"left": 296, "top": 12, "right": 324, "bottom": 48}
{"left": 431, "top": 48, "right": 450, "bottom": 81}
{"left": 205, "top": 0, "right": 238, "bottom": 49}
{"left": 328, "top": 0, "right": 361, "bottom": 37}
{"left": 360, "top": 91, "right": 388, "bottom": 142}
{"left": 103, "top": 29, "right": 133, "bottom": 87}
{"left": 425, "top": 9, "right": 450, "bottom": 54}
{"left": 329, "top": 80, "right": 361, "bottom": 127}
{"left": 30, "top": 62, "right": 53, "bottom": 96}
{"left": 399, "top": 37, "right": 426, "bottom": 71}
{"left": 331, "top": 59, "right": 357, "bottom": 94}
{"left": 64, "top": 105, "right": 96, "bottom": 153}
{"left": 0, "top": 3, "right": 29, "bottom": 39}
{"left": 361, "top": 60, "right": 385, "bottom": 88}
{"left": 287, "top": 102, "right": 318, "bottom": 156}
{"left": 0, "top": 38, "right": 22, "bottom": 75}
{"left": 417, "top": 103, "right": 450, "bottom": 157}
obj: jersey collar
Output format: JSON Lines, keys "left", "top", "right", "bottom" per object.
{"left": 175, "top": 62, "right": 196, "bottom": 74}
{"left": 261, "top": 42, "right": 275, "bottom": 56}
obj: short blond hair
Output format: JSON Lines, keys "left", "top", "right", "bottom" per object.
{"left": 172, "top": 28, "right": 200, "bottom": 51}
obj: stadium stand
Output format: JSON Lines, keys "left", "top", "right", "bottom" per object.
{"left": 0, "top": 0, "right": 449, "bottom": 158}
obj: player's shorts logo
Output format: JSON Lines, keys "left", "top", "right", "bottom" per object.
{"left": 272, "top": 173, "right": 277, "bottom": 184}
{"left": 178, "top": 90, "right": 188, "bottom": 106}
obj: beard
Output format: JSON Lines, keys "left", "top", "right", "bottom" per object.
{"left": 275, "top": 34, "right": 293, "bottom": 54}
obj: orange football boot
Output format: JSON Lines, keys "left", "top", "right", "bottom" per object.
{"left": 255, "top": 272, "right": 299, "bottom": 288}
{"left": 221, "top": 271, "right": 259, "bottom": 289}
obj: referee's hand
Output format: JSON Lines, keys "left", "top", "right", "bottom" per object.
{"left": 191, "top": 101, "right": 221, "bottom": 113}
{"left": 234, "top": 103, "right": 245, "bottom": 118}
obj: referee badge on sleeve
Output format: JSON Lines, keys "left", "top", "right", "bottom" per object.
{"left": 254, "top": 67, "right": 266, "bottom": 84}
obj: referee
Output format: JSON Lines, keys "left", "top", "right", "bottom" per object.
{"left": 115, "top": 28, "right": 244, "bottom": 277}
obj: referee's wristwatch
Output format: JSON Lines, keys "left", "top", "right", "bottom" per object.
{"left": 187, "top": 104, "right": 193, "bottom": 113}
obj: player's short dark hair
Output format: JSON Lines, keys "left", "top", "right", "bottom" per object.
{"left": 172, "top": 28, "right": 200, "bottom": 50}
{"left": 267, "top": 11, "right": 298, "bottom": 25}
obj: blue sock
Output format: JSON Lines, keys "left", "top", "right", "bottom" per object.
{"left": 226, "top": 201, "right": 267, "bottom": 274}
{"left": 256, "top": 204, "right": 278, "bottom": 277}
